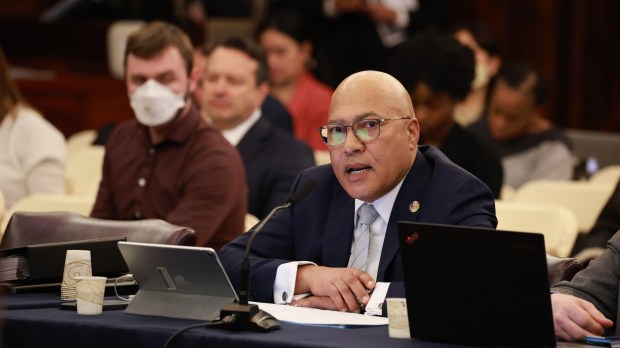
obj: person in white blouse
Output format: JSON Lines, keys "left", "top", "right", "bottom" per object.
{"left": 324, "top": 0, "right": 418, "bottom": 48}
{"left": 0, "top": 48, "right": 67, "bottom": 209}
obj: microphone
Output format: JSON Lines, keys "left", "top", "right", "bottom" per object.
{"left": 220, "top": 179, "right": 317, "bottom": 332}
{"left": 285, "top": 178, "right": 317, "bottom": 208}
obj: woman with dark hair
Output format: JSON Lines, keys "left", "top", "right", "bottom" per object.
{"left": 258, "top": 10, "right": 333, "bottom": 151}
{"left": 452, "top": 20, "right": 502, "bottom": 126}
{"left": 0, "top": 47, "right": 67, "bottom": 208}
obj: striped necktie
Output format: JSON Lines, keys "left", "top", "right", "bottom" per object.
{"left": 348, "top": 203, "right": 380, "bottom": 271}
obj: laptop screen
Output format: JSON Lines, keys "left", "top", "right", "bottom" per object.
{"left": 397, "top": 221, "right": 555, "bottom": 347}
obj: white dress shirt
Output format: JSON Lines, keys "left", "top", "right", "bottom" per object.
{"left": 220, "top": 109, "right": 261, "bottom": 146}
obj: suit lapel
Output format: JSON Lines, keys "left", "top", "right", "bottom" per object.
{"left": 378, "top": 151, "right": 433, "bottom": 281}
{"left": 323, "top": 187, "right": 355, "bottom": 267}
{"left": 237, "top": 118, "right": 270, "bottom": 159}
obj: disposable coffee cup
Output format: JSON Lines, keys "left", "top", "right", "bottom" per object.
{"left": 75, "top": 276, "right": 107, "bottom": 315}
{"left": 386, "top": 298, "right": 410, "bottom": 339}
{"left": 61, "top": 250, "right": 92, "bottom": 301}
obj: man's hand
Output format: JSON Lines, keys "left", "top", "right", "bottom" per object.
{"left": 291, "top": 296, "right": 338, "bottom": 311}
{"left": 552, "top": 293, "right": 613, "bottom": 342}
{"left": 295, "top": 265, "right": 375, "bottom": 313}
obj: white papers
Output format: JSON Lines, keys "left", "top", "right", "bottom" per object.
{"left": 0, "top": 254, "right": 29, "bottom": 281}
{"left": 255, "top": 301, "right": 388, "bottom": 327}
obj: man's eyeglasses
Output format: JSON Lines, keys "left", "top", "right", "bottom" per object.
{"left": 318, "top": 116, "right": 410, "bottom": 147}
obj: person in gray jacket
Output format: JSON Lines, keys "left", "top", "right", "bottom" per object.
{"left": 551, "top": 231, "right": 620, "bottom": 341}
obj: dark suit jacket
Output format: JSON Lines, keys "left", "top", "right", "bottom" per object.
{"left": 261, "top": 94, "right": 293, "bottom": 134}
{"left": 219, "top": 145, "right": 497, "bottom": 304}
{"left": 237, "top": 117, "right": 315, "bottom": 219}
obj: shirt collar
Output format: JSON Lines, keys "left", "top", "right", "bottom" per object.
{"left": 221, "top": 109, "right": 261, "bottom": 146}
{"left": 354, "top": 175, "right": 407, "bottom": 224}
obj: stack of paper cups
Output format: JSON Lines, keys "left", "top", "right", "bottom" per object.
{"left": 61, "top": 250, "right": 92, "bottom": 301}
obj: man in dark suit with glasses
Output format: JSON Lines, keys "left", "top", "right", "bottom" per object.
{"left": 219, "top": 70, "right": 496, "bottom": 314}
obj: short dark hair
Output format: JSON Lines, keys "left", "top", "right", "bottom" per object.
{"left": 390, "top": 30, "right": 475, "bottom": 101}
{"left": 124, "top": 21, "right": 194, "bottom": 76}
{"left": 494, "top": 62, "right": 549, "bottom": 106}
{"left": 206, "top": 36, "right": 270, "bottom": 85}
{"left": 256, "top": 9, "right": 310, "bottom": 44}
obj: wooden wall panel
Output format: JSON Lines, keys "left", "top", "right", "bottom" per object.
{"left": 15, "top": 73, "right": 133, "bottom": 138}
{"left": 2, "top": 1, "right": 619, "bottom": 134}
{"left": 447, "top": 0, "right": 620, "bottom": 132}
{"left": 555, "top": 0, "right": 620, "bottom": 131}
{"left": 447, "top": 0, "right": 560, "bottom": 123}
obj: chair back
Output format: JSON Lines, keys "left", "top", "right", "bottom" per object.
{"left": 1, "top": 211, "right": 196, "bottom": 249}
{"left": 590, "top": 165, "right": 620, "bottom": 186}
{"left": 566, "top": 129, "right": 620, "bottom": 169}
{"left": 67, "top": 130, "right": 97, "bottom": 155}
{"left": 65, "top": 146, "right": 105, "bottom": 196}
{"left": 314, "top": 150, "right": 331, "bottom": 165}
{"left": 513, "top": 180, "right": 613, "bottom": 233}
{"left": 495, "top": 200, "right": 579, "bottom": 257}
{"left": 245, "top": 213, "right": 259, "bottom": 231}
{"left": 107, "top": 20, "right": 145, "bottom": 79}
{"left": 499, "top": 185, "right": 516, "bottom": 201}
{"left": 0, "top": 190, "right": 4, "bottom": 220}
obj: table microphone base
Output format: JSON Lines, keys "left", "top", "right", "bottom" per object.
{"left": 220, "top": 303, "right": 281, "bottom": 332}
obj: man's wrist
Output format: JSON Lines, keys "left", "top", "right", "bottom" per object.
{"left": 274, "top": 261, "right": 316, "bottom": 304}
{"left": 294, "top": 264, "right": 315, "bottom": 294}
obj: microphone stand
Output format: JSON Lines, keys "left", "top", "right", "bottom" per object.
{"left": 239, "top": 203, "right": 291, "bottom": 305}
{"left": 219, "top": 204, "right": 291, "bottom": 330}
{"left": 219, "top": 179, "right": 316, "bottom": 331}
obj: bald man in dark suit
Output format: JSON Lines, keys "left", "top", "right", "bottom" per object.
{"left": 219, "top": 70, "right": 496, "bottom": 314}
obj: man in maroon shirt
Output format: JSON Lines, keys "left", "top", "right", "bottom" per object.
{"left": 91, "top": 21, "right": 247, "bottom": 249}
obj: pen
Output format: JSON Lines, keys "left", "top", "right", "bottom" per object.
{"left": 356, "top": 288, "right": 374, "bottom": 313}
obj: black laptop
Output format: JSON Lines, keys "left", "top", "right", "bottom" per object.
{"left": 397, "top": 221, "right": 556, "bottom": 347}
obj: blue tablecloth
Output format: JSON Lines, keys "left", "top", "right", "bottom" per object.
{"left": 2, "top": 291, "right": 60, "bottom": 310}
{"left": 2, "top": 297, "right": 466, "bottom": 348}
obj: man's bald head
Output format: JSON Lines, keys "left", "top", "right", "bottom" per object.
{"left": 326, "top": 70, "right": 420, "bottom": 203}
{"left": 330, "top": 71, "right": 415, "bottom": 120}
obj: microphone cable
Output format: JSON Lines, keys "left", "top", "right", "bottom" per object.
{"left": 162, "top": 314, "right": 236, "bottom": 348}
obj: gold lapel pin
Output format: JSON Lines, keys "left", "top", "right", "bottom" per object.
{"left": 409, "top": 201, "right": 420, "bottom": 213}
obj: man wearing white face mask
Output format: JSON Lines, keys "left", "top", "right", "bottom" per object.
{"left": 91, "top": 21, "right": 248, "bottom": 250}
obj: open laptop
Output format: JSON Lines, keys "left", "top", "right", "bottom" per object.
{"left": 397, "top": 221, "right": 556, "bottom": 347}
{"left": 117, "top": 241, "right": 238, "bottom": 321}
